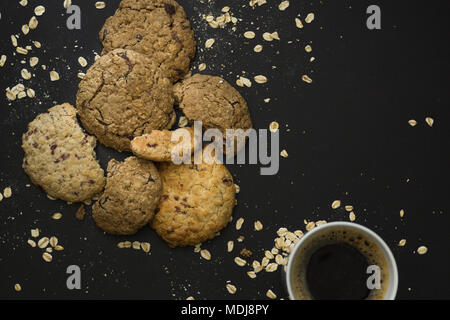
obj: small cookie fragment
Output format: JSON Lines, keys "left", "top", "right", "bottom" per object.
{"left": 22, "top": 103, "right": 105, "bottom": 202}
{"left": 75, "top": 204, "right": 86, "bottom": 221}
{"left": 131, "top": 127, "right": 199, "bottom": 162}
{"left": 93, "top": 157, "right": 162, "bottom": 235}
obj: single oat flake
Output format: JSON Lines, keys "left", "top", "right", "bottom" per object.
{"left": 331, "top": 200, "right": 341, "bottom": 209}
{"left": 29, "top": 16, "right": 38, "bottom": 29}
{"left": 34, "top": 5, "right": 46, "bottom": 16}
{"left": 3, "top": 187, "right": 12, "bottom": 198}
{"left": 254, "top": 220, "right": 263, "bottom": 231}
{"left": 305, "top": 13, "right": 315, "bottom": 24}
{"left": 78, "top": 57, "right": 88, "bottom": 67}
{"left": 253, "top": 44, "right": 263, "bottom": 52}
{"left": 408, "top": 119, "right": 417, "bottom": 127}
{"left": 398, "top": 239, "right": 406, "bottom": 247}
{"left": 417, "top": 246, "right": 428, "bottom": 255}
{"left": 205, "top": 38, "right": 215, "bottom": 48}
{"left": 50, "top": 71, "right": 60, "bottom": 81}
{"left": 52, "top": 212, "right": 62, "bottom": 220}
{"left": 279, "top": 1, "right": 289, "bottom": 11}
{"left": 226, "top": 284, "right": 237, "bottom": 294}
{"left": 295, "top": 18, "right": 304, "bottom": 29}
{"left": 200, "top": 249, "right": 211, "bottom": 260}
{"left": 14, "top": 283, "right": 22, "bottom": 292}
{"left": 302, "top": 75, "right": 313, "bottom": 83}
{"left": 254, "top": 75, "right": 267, "bottom": 84}
{"left": 244, "top": 31, "right": 256, "bottom": 39}
{"left": 236, "top": 217, "right": 244, "bottom": 230}
{"left": 269, "top": 121, "right": 279, "bottom": 133}
{"left": 0, "top": 55, "right": 6, "bottom": 67}
{"left": 198, "top": 63, "right": 206, "bottom": 71}
{"left": 95, "top": 2, "right": 106, "bottom": 9}
{"left": 234, "top": 256, "right": 246, "bottom": 266}
{"left": 266, "top": 289, "right": 277, "bottom": 299}
{"left": 425, "top": 117, "right": 434, "bottom": 127}
{"left": 42, "top": 252, "right": 52, "bottom": 262}
{"left": 280, "top": 150, "right": 288, "bottom": 158}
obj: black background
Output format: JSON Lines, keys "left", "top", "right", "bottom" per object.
{"left": 0, "top": 0, "right": 449, "bottom": 300}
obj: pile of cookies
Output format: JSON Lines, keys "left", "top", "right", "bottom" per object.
{"left": 21, "top": 0, "right": 253, "bottom": 248}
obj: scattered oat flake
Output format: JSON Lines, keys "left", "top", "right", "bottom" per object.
{"left": 11, "top": 35, "right": 18, "bottom": 47}
{"left": 221, "top": 6, "right": 230, "bottom": 13}
{"left": 266, "top": 289, "right": 277, "bottom": 299}
{"left": 345, "top": 205, "right": 354, "bottom": 212}
{"left": 29, "top": 57, "right": 39, "bottom": 67}
{"left": 19, "top": 0, "right": 28, "bottom": 6}
{"left": 280, "top": 150, "right": 288, "bottom": 158}
{"left": 50, "top": 71, "right": 60, "bottom": 81}
{"left": 236, "top": 217, "right": 244, "bottom": 230}
{"left": 54, "top": 245, "right": 64, "bottom": 251}
{"left": 408, "top": 119, "right": 417, "bottom": 127}
{"left": 227, "top": 240, "right": 234, "bottom": 252}
{"left": 425, "top": 117, "right": 434, "bottom": 127}
{"left": 77, "top": 72, "right": 86, "bottom": 79}
{"left": 186, "top": 296, "right": 195, "bottom": 300}
{"left": 31, "top": 229, "right": 39, "bottom": 238}
{"left": 262, "top": 32, "right": 274, "bottom": 41}
{"left": 305, "top": 13, "right": 315, "bottom": 24}
{"left": 95, "top": 1, "right": 106, "bottom": 9}
{"left": 64, "top": 0, "right": 72, "bottom": 9}
{"left": 254, "top": 220, "right": 263, "bottom": 231}
{"left": 244, "top": 31, "right": 256, "bottom": 39}
{"left": 3, "top": 187, "right": 12, "bottom": 198}
{"left": 226, "top": 284, "right": 237, "bottom": 294}
{"left": 253, "top": 44, "right": 263, "bottom": 52}
{"left": 0, "top": 55, "right": 6, "bottom": 67}
{"left": 141, "top": 242, "right": 151, "bottom": 252}
{"left": 34, "top": 5, "right": 45, "bottom": 16}
{"left": 22, "top": 24, "right": 30, "bottom": 35}
{"left": 132, "top": 241, "right": 141, "bottom": 250}
{"left": 417, "top": 246, "right": 428, "bottom": 255}
{"left": 52, "top": 212, "right": 62, "bottom": 220}
{"left": 49, "top": 236, "right": 58, "bottom": 247}
{"left": 205, "top": 38, "right": 215, "bottom": 48}
{"left": 398, "top": 239, "right": 406, "bottom": 247}
{"left": 305, "top": 45, "right": 312, "bottom": 52}
{"left": 16, "top": 47, "right": 28, "bottom": 55}
{"left": 42, "top": 252, "right": 52, "bottom": 262}
{"left": 265, "top": 263, "right": 278, "bottom": 272}
{"left": 78, "top": 57, "right": 87, "bottom": 67}
{"left": 349, "top": 212, "right": 356, "bottom": 221}
{"left": 400, "top": 209, "right": 405, "bottom": 218}
{"left": 247, "top": 271, "right": 257, "bottom": 279}
{"left": 306, "top": 221, "right": 316, "bottom": 231}
{"left": 26, "top": 88, "right": 35, "bottom": 98}
{"left": 234, "top": 184, "right": 240, "bottom": 193}
{"left": 27, "top": 239, "right": 36, "bottom": 247}
{"left": 278, "top": 1, "right": 289, "bottom": 11}
{"left": 33, "top": 41, "right": 41, "bottom": 48}
{"left": 200, "top": 249, "right": 211, "bottom": 260}
{"left": 254, "top": 75, "right": 267, "bottom": 84}
{"left": 29, "top": 16, "right": 38, "bottom": 29}
{"left": 234, "top": 256, "right": 246, "bottom": 266}
{"left": 38, "top": 237, "right": 49, "bottom": 248}
{"left": 269, "top": 121, "right": 279, "bottom": 133}
{"left": 295, "top": 17, "right": 304, "bottom": 29}
{"left": 331, "top": 200, "right": 341, "bottom": 209}
{"left": 198, "top": 63, "right": 206, "bottom": 71}
{"left": 21, "top": 69, "right": 32, "bottom": 80}
{"left": 302, "top": 75, "right": 313, "bottom": 83}
{"left": 14, "top": 283, "right": 22, "bottom": 292}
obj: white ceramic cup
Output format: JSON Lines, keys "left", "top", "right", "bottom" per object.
{"left": 285, "top": 221, "right": 398, "bottom": 300}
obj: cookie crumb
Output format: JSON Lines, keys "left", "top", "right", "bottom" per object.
{"left": 75, "top": 204, "right": 86, "bottom": 221}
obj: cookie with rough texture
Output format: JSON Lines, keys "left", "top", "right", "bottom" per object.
{"left": 173, "top": 74, "right": 252, "bottom": 152}
{"left": 93, "top": 157, "right": 162, "bottom": 235}
{"left": 22, "top": 103, "right": 105, "bottom": 202}
{"left": 100, "top": 0, "right": 196, "bottom": 82}
{"left": 131, "top": 127, "right": 200, "bottom": 162}
{"left": 76, "top": 49, "right": 175, "bottom": 152}
{"left": 151, "top": 162, "right": 236, "bottom": 247}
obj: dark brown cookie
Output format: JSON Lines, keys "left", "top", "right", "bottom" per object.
{"left": 76, "top": 49, "right": 175, "bottom": 152}
{"left": 100, "top": 0, "right": 196, "bottom": 82}
{"left": 93, "top": 157, "right": 162, "bottom": 235}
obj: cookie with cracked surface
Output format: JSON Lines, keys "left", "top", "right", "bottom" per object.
{"left": 173, "top": 74, "right": 252, "bottom": 152}
{"left": 131, "top": 127, "right": 200, "bottom": 162}
{"left": 100, "top": 0, "right": 196, "bottom": 82}
{"left": 22, "top": 103, "right": 105, "bottom": 202}
{"left": 76, "top": 48, "right": 175, "bottom": 152}
{"left": 93, "top": 157, "right": 162, "bottom": 235}
{"left": 151, "top": 162, "right": 236, "bottom": 247}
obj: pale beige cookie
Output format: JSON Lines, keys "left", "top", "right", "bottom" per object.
{"left": 76, "top": 49, "right": 175, "bottom": 152}
{"left": 173, "top": 74, "right": 252, "bottom": 153}
{"left": 151, "top": 161, "right": 236, "bottom": 247}
{"left": 22, "top": 103, "right": 105, "bottom": 202}
{"left": 100, "top": 0, "right": 196, "bottom": 82}
{"left": 93, "top": 157, "right": 162, "bottom": 235}
{"left": 131, "top": 127, "right": 200, "bottom": 162}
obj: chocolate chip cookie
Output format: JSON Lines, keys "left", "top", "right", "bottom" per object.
{"left": 22, "top": 103, "right": 105, "bottom": 202}
{"left": 173, "top": 74, "right": 253, "bottom": 152}
{"left": 151, "top": 161, "right": 236, "bottom": 247}
{"left": 93, "top": 157, "right": 162, "bottom": 235}
{"left": 100, "top": 0, "right": 196, "bottom": 82}
{"left": 76, "top": 49, "right": 175, "bottom": 152}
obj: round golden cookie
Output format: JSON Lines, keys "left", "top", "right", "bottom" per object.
{"left": 93, "top": 157, "right": 162, "bottom": 235}
{"left": 151, "top": 162, "right": 236, "bottom": 247}
{"left": 76, "top": 49, "right": 175, "bottom": 152}
{"left": 22, "top": 103, "right": 105, "bottom": 203}
{"left": 100, "top": 0, "right": 196, "bottom": 82}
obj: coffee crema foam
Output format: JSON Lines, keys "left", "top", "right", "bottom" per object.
{"left": 290, "top": 227, "right": 389, "bottom": 300}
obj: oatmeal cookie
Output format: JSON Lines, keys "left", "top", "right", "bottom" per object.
{"left": 173, "top": 74, "right": 252, "bottom": 152}
{"left": 100, "top": 0, "right": 196, "bottom": 82}
{"left": 22, "top": 103, "right": 105, "bottom": 202}
{"left": 131, "top": 127, "right": 200, "bottom": 162}
{"left": 76, "top": 48, "right": 175, "bottom": 152}
{"left": 93, "top": 157, "right": 162, "bottom": 235}
{"left": 151, "top": 162, "right": 236, "bottom": 247}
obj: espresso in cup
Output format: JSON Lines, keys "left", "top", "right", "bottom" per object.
{"left": 286, "top": 222, "right": 397, "bottom": 300}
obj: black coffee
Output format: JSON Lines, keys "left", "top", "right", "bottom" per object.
{"left": 306, "top": 243, "right": 370, "bottom": 300}
{"left": 290, "top": 227, "right": 389, "bottom": 300}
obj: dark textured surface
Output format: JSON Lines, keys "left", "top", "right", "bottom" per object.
{"left": 0, "top": 0, "right": 449, "bottom": 299}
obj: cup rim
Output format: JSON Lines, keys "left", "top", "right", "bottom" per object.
{"left": 285, "top": 221, "right": 399, "bottom": 300}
